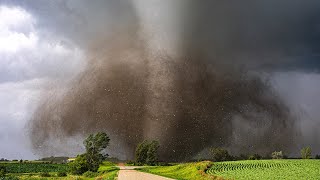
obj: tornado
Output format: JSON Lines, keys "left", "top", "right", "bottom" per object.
{"left": 29, "top": 0, "right": 320, "bottom": 161}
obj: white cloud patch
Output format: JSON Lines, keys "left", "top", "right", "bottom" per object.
{"left": 0, "top": 6, "right": 36, "bottom": 52}
{"left": 0, "top": 5, "right": 85, "bottom": 159}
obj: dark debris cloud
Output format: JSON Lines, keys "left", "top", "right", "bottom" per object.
{"left": 24, "top": 0, "right": 320, "bottom": 161}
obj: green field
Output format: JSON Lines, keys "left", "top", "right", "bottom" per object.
{"left": 0, "top": 163, "right": 67, "bottom": 173}
{"left": 207, "top": 159, "right": 320, "bottom": 180}
{"left": 0, "top": 161, "right": 119, "bottom": 180}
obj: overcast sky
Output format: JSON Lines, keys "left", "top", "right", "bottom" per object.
{"left": 0, "top": 1, "right": 319, "bottom": 159}
{"left": 0, "top": 3, "right": 85, "bottom": 159}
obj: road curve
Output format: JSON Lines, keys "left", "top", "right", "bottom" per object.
{"left": 117, "top": 166, "right": 174, "bottom": 180}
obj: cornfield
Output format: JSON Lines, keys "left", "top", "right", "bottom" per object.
{"left": 207, "top": 159, "right": 320, "bottom": 180}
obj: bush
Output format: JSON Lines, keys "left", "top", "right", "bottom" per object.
{"left": 57, "top": 171, "right": 67, "bottom": 177}
{"left": 0, "top": 166, "right": 6, "bottom": 177}
{"left": 195, "top": 161, "right": 213, "bottom": 171}
{"left": 272, "top": 151, "right": 283, "bottom": 159}
{"left": 83, "top": 171, "right": 98, "bottom": 178}
{"left": 301, "top": 147, "right": 312, "bottom": 159}
{"left": 68, "top": 154, "right": 89, "bottom": 175}
{"left": 254, "top": 154, "right": 262, "bottom": 160}
{"left": 248, "top": 155, "right": 255, "bottom": 160}
{"left": 125, "top": 160, "right": 135, "bottom": 166}
{"left": 40, "top": 172, "right": 51, "bottom": 177}
{"left": 315, "top": 154, "right": 320, "bottom": 159}
{"left": 210, "top": 147, "right": 232, "bottom": 162}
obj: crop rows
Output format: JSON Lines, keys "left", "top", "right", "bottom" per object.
{"left": 207, "top": 161, "right": 292, "bottom": 174}
{"left": 206, "top": 160, "right": 320, "bottom": 180}
{"left": 0, "top": 163, "right": 68, "bottom": 173}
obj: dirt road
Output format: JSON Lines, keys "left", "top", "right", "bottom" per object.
{"left": 117, "top": 166, "right": 174, "bottom": 180}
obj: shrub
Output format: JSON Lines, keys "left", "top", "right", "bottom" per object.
{"left": 68, "top": 154, "right": 89, "bottom": 175}
{"left": 0, "top": 166, "right": 6, "bottom": 177}
{"left": 195, "top": 161, "right": 213, "bottom": 171}
{"left": 83, "top": 171, "right": 98, "bottom": 178}
{"left": 210, "top": 147, "right": 232, "bottom": 162}
{"left": 272, "top": 151, "right": 283, "bottom": 159}
{"left": 301, "top": 147, "right": 312, "bottom": 159}
{"left": 248, "top": 155, "right": 255, "bottom": 160}
{"left": 315, "top": 155, "right": 320, "bottom": 159}
{"left": 40, "top": 172, "right": 51, "bottom": 177}
{"left": 125, "top": 160, "right": 135, "bottom": 166}
{"left": 57, "top": 171, "right": 67, "bottom": 177}
{"left": 254, "top": 154, "right": 262, "bottom": 160}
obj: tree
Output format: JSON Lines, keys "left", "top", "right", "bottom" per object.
{"left": 146, "top": 141, "right": 160, "bottom": 165}
{"left": 301, "top": 146, "right": 312, "bottom": 159}
{"left": 272, "top": 151, "right": 283, "bottom": 159}
{"left": 69, "top": 132, "right": 110, "bottom": 175}
{"left": 315, "top": 155, "right": 320, "bottom": 159}
{"left": 84, "top": 132, "right": 110, "bottom": 171}
{"left": 210, "top": 147, "right": 231, "bottom": 162}
{"left": 135, "top": 140, "right": 160, "bottom": 165}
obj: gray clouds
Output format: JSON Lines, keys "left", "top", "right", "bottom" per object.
{"left": 0, "top": 0, "right": 319, "bottom": 160}
{"left": 0, "top": 4, "right": 85, "bottom": 159}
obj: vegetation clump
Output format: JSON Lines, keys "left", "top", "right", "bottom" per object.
{"left": 210, "top": 147, "right": 232, "bottom": 162}
{"left": 301, "top": 146, "right": 312, "bottom": 159}
{"left": 69, "top": 132, "right": 110, "bottom": 175}
{"left": 135, "top": 140, "right": 160, "bottom": 165}
{"left": 83, "top": 171, "right": 99, "bottom": 177}
{"left": 248, "top": 154, "right": 262, "bottom": 160}
{"left": 0, "top": 166, "right": 6, "bottom": 177}
{"left": 39, "top": 172, "right": 51, "bottom": 177}
{"left": 57, "top": 171, "right": 67, "bottom": 177}
{"left": 272, "top": 151, "right": 283, "bottom": 159}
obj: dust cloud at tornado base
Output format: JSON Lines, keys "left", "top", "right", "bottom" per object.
{"left": 28, "top": 0, "right": 320, "bottom": 161}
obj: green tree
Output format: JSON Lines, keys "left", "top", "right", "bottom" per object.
{"left": 210, "top": 147, "right": 231, "bottom": 162}
{"left": 135, "top": 140, "right": 160, "bottom": 165}
{"left": 146, "top": 141, "right": 160, "bottom": 165}
{"left": 84, "top": 132, "right": 110, "bottom": 171}
{"left": 69, "top": 132, "right": 110, "bottom": 174}
{"left": 272, "top": 151, "right": 283, "bottom": 159}
{"left": 301, "top": 146, "right": 312, "bottom": 159}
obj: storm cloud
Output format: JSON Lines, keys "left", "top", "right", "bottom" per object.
{"left": 1, "top": 0, "right": 319, "bottom": 160}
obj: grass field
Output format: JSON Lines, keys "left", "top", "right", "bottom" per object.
{"left": 138, "top": 161, "right": 217, "bottom": 180}
{"left": 1, "top": 161, "right": 119, "bottom": 180}
{"left": 0, "top": 163, "right": 67, "bottom": 173}
{"left": 207, "top": 159, "right": 320, "bottom": 180}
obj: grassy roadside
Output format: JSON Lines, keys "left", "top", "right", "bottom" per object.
{"left": 138, "top": 161, "right": 220, "bottom": 180}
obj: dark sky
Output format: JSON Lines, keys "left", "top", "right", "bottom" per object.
{"left": 0, "top": 0, "right": 319, "bottom": 159}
